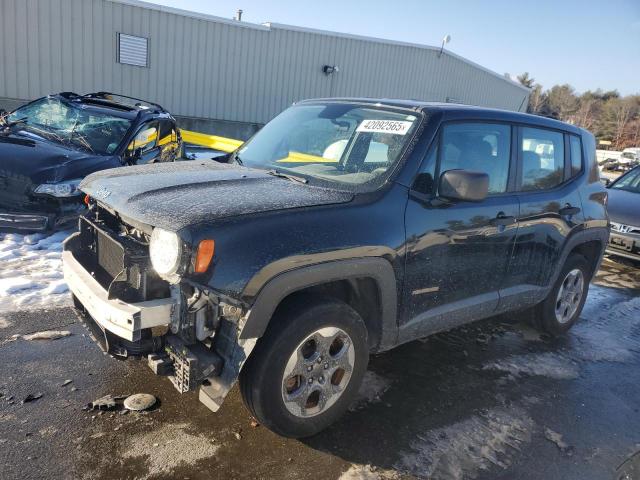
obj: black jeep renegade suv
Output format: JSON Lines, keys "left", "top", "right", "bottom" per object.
{"left": 63, "top": 99, "right": 609, "bottom": 437}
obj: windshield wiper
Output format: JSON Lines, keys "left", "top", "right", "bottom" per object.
{"left": 266, "top": 169, "right": 308, "bottom": 184}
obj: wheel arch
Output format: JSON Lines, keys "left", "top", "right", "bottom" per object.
{"left": 238, "top": 257, "right": 398, "bottom": 352}
{"left": 554, "top": 227, "right": 609, "bottom": 285}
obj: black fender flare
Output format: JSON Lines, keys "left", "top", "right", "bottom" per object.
{"left": 551, "top": 226, "right": 609, "bottom": 288}
{"left": 238, "top": 257, "right": 398, "bottom": 351}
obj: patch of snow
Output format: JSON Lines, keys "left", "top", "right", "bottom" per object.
{"left": 121, "top": 422, "right": 219, "bottom": 479}
{"left": 483, "top": 353, "right": 579, "bottom": 380}
{"left": 350, "top": 371, "right": 392, "bottom": 410}
{"left": 338, "top": 464, "right": 398, "bottom": 480}
{"left": 395, "top": 407, "right": 533, "bottom": 480}
{"left": 0, "top": 316, "right": 9, "bottom": 329}
{"left": 0, "top": 230, "right": 72, "bottom": 313}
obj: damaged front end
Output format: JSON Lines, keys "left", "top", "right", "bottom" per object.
{"left": 62, "top": 205, "right": 256, "bottom": 412}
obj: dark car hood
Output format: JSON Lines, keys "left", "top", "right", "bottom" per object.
{"left": 0, "top": 130, "right": 121, "bottom": 184}
{"left": 80, "top": 161, "right": 354, "bottom": 231}
{"left": 607, "top": 187, "right": 640, "bottom": 227}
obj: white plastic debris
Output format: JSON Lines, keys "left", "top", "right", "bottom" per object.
{"left": 21, "top": 330, "right": 72, "bottom": 341}
{"left": 123, "top": 393, "right": 157, "bottom": 411}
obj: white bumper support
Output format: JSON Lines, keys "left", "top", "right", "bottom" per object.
{"left": 62, "top": 250, "right": 175, "bottom": 341}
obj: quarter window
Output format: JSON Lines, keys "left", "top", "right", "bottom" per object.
{"left": 570, "top": 135, "right": 583, "bottom": 177}
{"left": 520, "top": 127, "right": 564, "bottom": 191}
{"left": 440, "top": 123, "right": 511, "bottom": 194}
{"left": 413, "top": 144, "right": 438, "bottom": 194}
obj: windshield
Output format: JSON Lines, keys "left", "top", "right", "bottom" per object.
{"left": 6, "top": 97, "right": 132, "bottom": 154}
{"left": 621, "top": 152, "right": 637, "bottom": 160}
{"left": 236, "top": 103, "right": 420, "bottom": 191}
{"left": 611, "top": 168, "right": 640, "bottom": 193}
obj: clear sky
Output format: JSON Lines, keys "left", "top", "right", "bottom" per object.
{"left": 149, "top": 0, "right": 639, "bottom": 95}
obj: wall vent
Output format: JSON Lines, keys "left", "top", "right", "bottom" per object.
{"left": 117, "top": 33, "right": 148, "bottom": 67}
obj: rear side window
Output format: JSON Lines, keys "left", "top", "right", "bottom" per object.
{"left": 570, "top": 135, "right": 583, "bottom": 177}
{"left": 440, "top": 123, "right": 511, "bottom": 194}
{"left": 520, "top": 127, "right": 564, "bottom": 191}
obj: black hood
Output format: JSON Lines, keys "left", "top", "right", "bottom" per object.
{"left": 607, "top": 187, "right": 640, "bottom": 227}
{"left": 0, "top": 130, "right": 121, "bottom": 184}
{"left": 80, "top": 161, "right": 354, "bottom": 231}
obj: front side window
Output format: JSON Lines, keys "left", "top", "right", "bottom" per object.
{"left": 129, "top": 122, "right": 159, "bottom": 153}
{"left": 7, "top": 97, "right": 131, "bottom": 154}
{"left": 236, "top": 103, "right": 420, "bottom": 191}
{"left": 439, "top": 122, "right": 511, "bottom": 194}
{"left": 520, "top": 127, "right": 565, "bottom": 191}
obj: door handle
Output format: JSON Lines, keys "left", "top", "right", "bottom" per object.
{"left": 490, "top": 213, "right": 516, "bottom": 226}
{"left": 559, "top": 205, "right": 581, "bottom": 216}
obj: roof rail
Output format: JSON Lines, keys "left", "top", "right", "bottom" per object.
{"left": 82, "top": 92, "right": 166, "bottom": 112}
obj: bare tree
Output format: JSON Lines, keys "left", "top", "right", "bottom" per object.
{"left": 528, "top": 84, "right": 546, "bottom": 114}
{"left": 614, "top": 100, "right": 633, "bottom": 149}
{"left": 574, "top": 97, "right": 597, "bottom": 130}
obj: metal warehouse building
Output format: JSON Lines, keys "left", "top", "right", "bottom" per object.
{"left": 0, "top": 0, "right": 530, "bottom": 139}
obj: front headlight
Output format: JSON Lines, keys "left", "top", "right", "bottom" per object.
{"left": 34, "top": 179, "right": 82, "bottom": 197}
{"left": 149, "top": 228, "right": 182, "bottom": 278}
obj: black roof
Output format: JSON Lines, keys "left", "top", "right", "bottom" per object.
{"left": 297, "top": 97, "right": 584, "bottom": 135}
{"left": 55, "top": 92, "right": 169, "bottom": 120}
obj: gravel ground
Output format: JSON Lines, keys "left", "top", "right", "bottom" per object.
{"left": 0, "top": 250, "right": 639, "bottom": 480}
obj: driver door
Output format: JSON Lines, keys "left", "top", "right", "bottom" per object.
{"left": 400, "top": 121, "right": 520, "bottom": 340}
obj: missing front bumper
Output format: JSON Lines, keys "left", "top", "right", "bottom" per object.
{"left": 62, "top": 249, "right": 176, "bottom": 342}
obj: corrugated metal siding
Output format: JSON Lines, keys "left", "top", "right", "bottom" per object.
{"left": 0, "top": 0, "right": 529, "bottom": 124}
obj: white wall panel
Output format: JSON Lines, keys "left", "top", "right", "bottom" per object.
{"left": 0, "top": 0, "right": 529, "bottom": 124}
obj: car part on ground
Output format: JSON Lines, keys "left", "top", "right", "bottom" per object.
{"left": 63, "top": 99, "right": 609, "bottom": 437}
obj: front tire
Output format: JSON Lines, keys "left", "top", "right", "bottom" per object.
{"left": 239, "top": 296, "right": 369, "bottom": 438}
{"left": 532, "top": 253, "right": 591, "bottom": 336}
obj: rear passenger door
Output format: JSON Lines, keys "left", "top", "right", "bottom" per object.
{"left": 501, "top": 126, "right": 585, "bottom": 310}
{"left": 401, "top": 121, "right": 520, "bottom": 340}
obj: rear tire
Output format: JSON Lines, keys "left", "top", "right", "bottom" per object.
{"left": 532, "top": 253, "right": 591, "bottom": 336}
{"left": 239, "top": 296, "right": 369, "bottom": 438}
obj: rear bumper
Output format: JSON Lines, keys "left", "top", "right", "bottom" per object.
{"left": 62, "top": 249, "right": 176, "bottom": 342}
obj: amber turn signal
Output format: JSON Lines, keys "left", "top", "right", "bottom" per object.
{"left": 195, "top": 239, "right": 215, "bottom": 273}
{"left": 83, "top": 194, "right": 90, "bottom": 206}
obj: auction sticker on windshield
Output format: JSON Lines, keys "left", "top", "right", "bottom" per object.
{"left": 357, "top": 119, "right": 413, "bottom": 135}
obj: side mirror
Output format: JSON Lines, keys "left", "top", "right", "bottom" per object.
{"left": 439, "top": 169, "right": 489, "bottom": 202}
{"left": 604, "top": 178, "right": 611, "bottom": 187}
{"left": 125, "top": 146, "right": 143, "bottom": 164}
